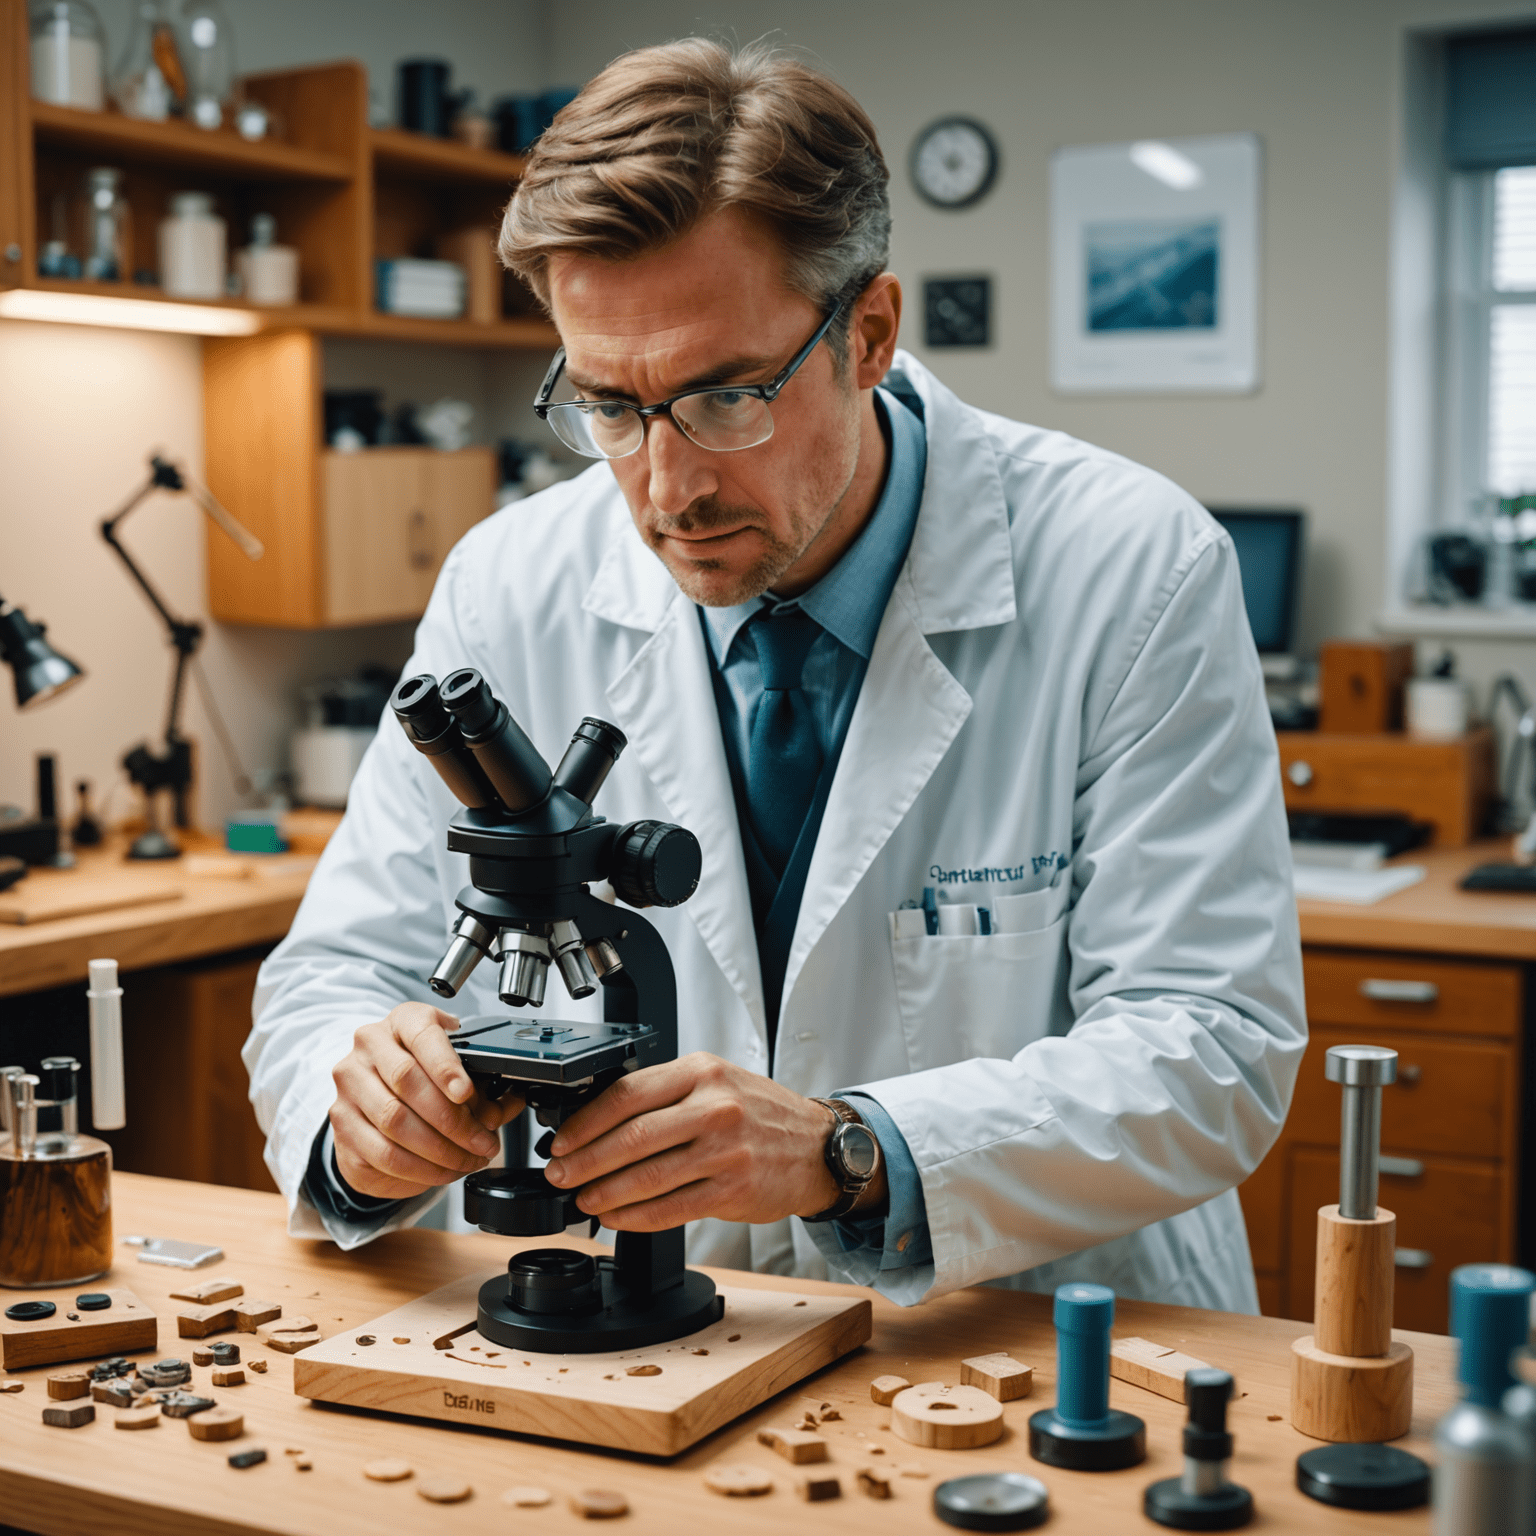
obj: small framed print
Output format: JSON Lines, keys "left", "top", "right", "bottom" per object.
{"left": 1050, "top": 133, "right": 1260, "bottom": 394}
{"left": 924, "top": 275, "right": 991, "bottom": 348}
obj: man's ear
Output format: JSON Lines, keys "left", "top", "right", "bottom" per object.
{"left": 852, "top": 273, "right": 902, "bottom": 390}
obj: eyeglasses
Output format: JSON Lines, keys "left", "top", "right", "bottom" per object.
{"left": 533, "top": 303, "right": 844, "bottom": 460}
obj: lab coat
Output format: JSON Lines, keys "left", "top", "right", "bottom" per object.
{"left": 247, "top": 350, "right": 1306, "bottom": 1312}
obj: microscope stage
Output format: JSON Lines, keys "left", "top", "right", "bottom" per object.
{"left": 453, "top": 1017, "right": 657, "bottom": 1085}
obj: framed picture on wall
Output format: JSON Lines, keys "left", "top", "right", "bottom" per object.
{"left": 1050, "top": 132, "right": 1261, "bottom": 394}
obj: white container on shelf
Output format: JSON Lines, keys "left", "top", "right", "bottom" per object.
{"left": 30, "top": 0, "right": 105, "bottom": 110}
{"left": 1406, "top": 677, "right": 1470, "bottom": 738}
{"left": 235, "top": 213, "right": 299, "bottom": 306}
{"left": 159, "top": 191, "right": 226, "bottom": 298}
{"left": 291, "top": 725, "right": 374, "bottom": 808}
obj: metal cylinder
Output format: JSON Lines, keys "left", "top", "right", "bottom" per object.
{"left": 439, "top": 669, "right": 552, "bottom": 813}
{"left": 551, "top": 919, "right": 598, "bottom": 1000}
{"left": 552, "top": 717, "right": 627, "bottom": 806}
{"left": 390, "top": 673, "right": 502, "bottom": 811}
{"left": 497, "top": 929, "right": 551, "bottom": 1009}
{"left": 0, "top": 1067, "right": 21, "bottom": 1135}
{"left": 1182, "top": 1457, "right": 1226, "bottom": 1498}
{"left": 429, "top": 912, "right": 498, "bottom": 998}
{"left": 1326, "top": 1045, "right": 1397, "bottom": 1220}
{"left": 585, "top": 937, "right": 623, "bottom": 978}
{"left": 40, "top": 1056, "right": 78, "bottom": 1135}
{"left": 10, "top": 1074, "right": 37, "bottom": 1158}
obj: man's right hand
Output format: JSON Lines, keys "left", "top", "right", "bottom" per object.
{"left": 329, "top": 1003, "right": 525, "bottom": 1201}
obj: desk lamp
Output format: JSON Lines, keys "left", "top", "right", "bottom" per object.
{"left": 101, "top": 454, "right": 263, "bottom": 860}
{"left": 0, "top": 594, "right": 84, "bottom": 709}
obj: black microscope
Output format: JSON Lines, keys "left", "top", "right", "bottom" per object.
{"left": 390, "top": 668, "right": 722, "bottom": 1354}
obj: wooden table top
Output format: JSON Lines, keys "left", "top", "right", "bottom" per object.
{"left": 0, "top": 817, "right": 339, "bottom": 998}
{"left": 1297, "top": 837, "right": 1536, "bottom": 960}
{"left": 0, "top": 1173, "right": 1455, "bottom": 1535}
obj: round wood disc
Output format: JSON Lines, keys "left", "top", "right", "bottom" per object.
{"left": 188, "top": 1408, "right": 244, "bottom": 1442}
{"left": 114, "top": 1406, "right": 160, "bottom": 1430}
{"left": 704, "top": 1464, "right": 774, "bottom": 1497}
{"left": 503, "top": 1486, "right": 553, "bottom": 1507}
{"left": 417, "top": 1475, "right": 472, "bottom": 1504}
{"left": 891, "top": 1383, "right": 1005, "bottom": 1450}
{"left": 362, "top": 1458, "right": 414, "bottom": 1482}
{"left": 571, "top": 1488, "right": 630, "bottom": 1518}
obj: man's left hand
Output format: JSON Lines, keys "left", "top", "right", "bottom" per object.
{"left": 542, "top": 1053, "right": 883, "bottom": 1229}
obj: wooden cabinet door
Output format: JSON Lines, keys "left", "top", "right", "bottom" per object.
{"left": 321, "top": 447, "right": 494, "bottom": 626}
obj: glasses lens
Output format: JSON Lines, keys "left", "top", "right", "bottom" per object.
{"left": 545, "top": 401, "right": 643, "bottom": 459}
{"left": 671, "top": 390, "right": 774, "bottom": 453}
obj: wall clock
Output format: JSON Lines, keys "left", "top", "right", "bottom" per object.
{"left": 910, "top": 117, "right": 1000, "bottom": 210}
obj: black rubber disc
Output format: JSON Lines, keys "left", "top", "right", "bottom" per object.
{"left": 1295, "top": 1444, "right": 1430, "bottom": 1511}
{"left": 934, "top": 1473, "right": 1050, "bottom": 1530}
{"left": 1029, "top": 1406, "right": 1146, "bottom": 1471}
{"left": 1144, "top": 1477, "right": 1254, "bottom": 1530}
{"left": 75, "top": 1292, "right": 111, "bottom": 1311}
{"left": 477, "top": 1267, "right": 722, "bottom": 1352}
{"left": 4, "top": 1300, "right": 55, "bottom": 1322}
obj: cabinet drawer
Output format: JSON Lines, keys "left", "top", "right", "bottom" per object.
{"left": 1303, "top": 949, "right": 1521, "bottom": 1039}
{"left": 1288, "top": 1149, "right": 1507, "bottom": 1334}
{"left": 1287, "top": 1028, "right": 1514, "bottom": 1161}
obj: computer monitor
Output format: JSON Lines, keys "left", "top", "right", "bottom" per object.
{"left": 1207, "top": 508, "right": 1305, "bottom": 670}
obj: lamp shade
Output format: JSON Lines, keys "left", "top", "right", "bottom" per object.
{"left": 0, "top": 596, "right": 85, "bottom": 709}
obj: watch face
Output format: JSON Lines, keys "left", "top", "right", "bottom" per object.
{"left": 836, "top": 1123, "right": 879, "bottom": 1180}
{"left": 911, "top": 117, "right": 999, "bottom": 210}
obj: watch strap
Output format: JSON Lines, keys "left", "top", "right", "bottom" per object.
{"left": 803, "top": 1098, "right": 879, "bottom": 1224}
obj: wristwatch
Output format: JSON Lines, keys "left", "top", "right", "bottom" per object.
{"left": 803, "top": 1098, "right": 881, "bottom": 1223}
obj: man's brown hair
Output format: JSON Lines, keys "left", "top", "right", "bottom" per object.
{"left": 498, "top": 39, "right": 891, "bottom": 358}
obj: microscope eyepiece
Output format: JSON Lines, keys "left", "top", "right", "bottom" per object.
{"left": 440, "top": 669, "right": 553, "bottom": 813}
{"left": 390, "top": 673, "right": 501, "bottom": 811}
{"left": 553, "top": 717, "right": 627, "bottom": 807}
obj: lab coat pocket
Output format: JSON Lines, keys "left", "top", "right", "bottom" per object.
{"left": 888, "top": 902, "right": 1069, "bottom": 1071}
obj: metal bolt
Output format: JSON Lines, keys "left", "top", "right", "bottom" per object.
{"left": 1326, "top": 1044, "right": 1398, "bottom": 1219}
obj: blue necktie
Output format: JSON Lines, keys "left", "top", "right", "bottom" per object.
{"left": 746, "top": 606, "right": 824, "bottom": 879}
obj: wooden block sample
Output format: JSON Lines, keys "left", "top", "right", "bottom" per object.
{"left": 257, "top": 1317, "right": 320, "bottom": 1354}
{"left": 42, "top": 1401, "right": 95, "bottom": 1428}
{"left": 1290, "top": 1335, "right": 1414, "bottom": 1443}
{"left": 235, "top": 1300, "right": 282, "bottom": 1333}
{"left": 797, "top": 1471, "right": 842, "bottom": 1501}
{"left": 169, "top": 1276, "right": 244, "bottom": 1305}
{"left": 960, "top": 1352, "right": 1033, "bottom": 1401}
{"left": 177, "top": 1303, "right": 238, "bottom": 1338}
{"left": 703, "top": 1463, "right": 773, "bottom": 1496}
{"left": 114, "top": 1406, "right": 160, "bottom": 1430}
{"left": 890, "top": 1382, "right": 1004, "bottom": 1450}
{"left": 188, "top": 1407, "right": 244, "bottom": 1441}
{"left": 856, "top": 1467, "right": 893, "bottom": 1499}
{"left": 757, "top": 1425, "right": 828, "bottom": 1463}
{"left": 1111, "top": 1337, "right": 1219, "bottom": 1402}
{"left": 1319, "top": 640, "right": 1414, "bottom": 734}
{"left": 212, "top": 1367, "right": 245, "bottom": 1387}
{"left": 46, "top": 1371, "right": 89, "bottom": 1400}
{"left": 0, "top": 1288, "right": 157, "bottom": 1371}
{"left": 293, "top": 1268, "right": 873, "bottom": 1456}
{"left": 870, "top": 1374, "right": 910, "bottom": 1405}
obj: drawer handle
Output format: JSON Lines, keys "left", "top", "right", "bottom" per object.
{"left": 1359, "top": 979, "right": 1439, "bottom": 1003}
{"left": 1398, "top": 1064, "right": 1422, "bottom": 1085}
{"left": 1394, "top": 1248, "right": 1435, "bottom": 1270}
{"left": 1379, "top": 1156, "right": 1425, "bottom": 1178}
{"left": 408, "top": 508, "right": 433, "bottom": 570}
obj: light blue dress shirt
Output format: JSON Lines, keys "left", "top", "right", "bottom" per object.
{"left": 699, "top": 383, "right": 934, "bottom": 1272}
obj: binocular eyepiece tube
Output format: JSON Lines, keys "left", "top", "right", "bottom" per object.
{"left": 439, "top": 669, "right": 553, "bottom": 813}
{"left": 390, "top": 674, "right": 501, "bottom": 811}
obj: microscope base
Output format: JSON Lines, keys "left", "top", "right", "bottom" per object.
{"left": 293, "top": 1264, "right": 872, "bottom": 1455}
{"left": 477, "top": 1267, "right": 723, "bottom": 1352}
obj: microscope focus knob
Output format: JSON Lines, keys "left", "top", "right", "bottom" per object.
{"left": 611, "top": 820, "right": 702, "bottom": 908}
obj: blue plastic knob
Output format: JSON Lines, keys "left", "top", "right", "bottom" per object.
{"left": 1054, "top": 1282, "right": 1115, "bottom": 1427}
{"left": 1450, "top": 1264, "right": 1536, "bottom": 1407}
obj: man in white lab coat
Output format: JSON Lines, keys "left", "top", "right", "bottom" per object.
{"left": 246, "top": 39, "right": 1305, "bottom": 1312}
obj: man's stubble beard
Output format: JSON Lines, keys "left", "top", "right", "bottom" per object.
{"left": 642, "top": 499, "right": 812, "bottom": 607}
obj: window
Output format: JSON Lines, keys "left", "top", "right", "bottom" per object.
{"left": 1488, "top": 167, "right": 1536, "bottom": 499}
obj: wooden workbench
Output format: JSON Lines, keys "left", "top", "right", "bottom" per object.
{"left": 0, "top": 1173, "right": 1456, "bottom": 1535}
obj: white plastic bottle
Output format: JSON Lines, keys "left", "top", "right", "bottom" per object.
{"left": 235, "top": 213, "right": 298, "bottom": 306}
{"left": 159, "top": 191, "right": 225, "bottom": 299}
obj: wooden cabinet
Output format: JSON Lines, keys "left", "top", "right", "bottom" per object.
{"left": 1239, "top": 946, "right": 1523, "bottom": 1333}
{"left": 203, "top": 328, "right": 494, "bottom": 626}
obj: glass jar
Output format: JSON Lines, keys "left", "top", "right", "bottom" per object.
{"left": 29, "top": 0, "right": 106, "bottom": 111}
{"left": 80, "top": 166, "right": 129, "bottom": 282}
{"left": 110, "top": 0, "right": 182, "bottom": 121}
{"left": 178, "top": 0, "right": 233, "bottom": 131}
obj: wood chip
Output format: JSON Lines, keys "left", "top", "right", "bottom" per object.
{"left": 212, "top": 1367, "right": 245, "bottom": 1387}
{"left": 91, "top": 1380, "right": 133, "bottom": 1407}
{"left": 115, "top": 1406, "right": 160, "bottom": 1430}
{"left": 0, "top": 1379, "right": 22, "bottom": 1393}
{"left": 392, "top": 1336, "right": 410, "bottom": 1345}
{"left": 192, "top": 1347, "right": 215, "bottom": 1366}
{"left": 169, "top": 1276, "right": 244, "bottom": 1304}
{"left": 417, "top": 1475, "right": 472, "bottom": 1504}
{"left": 362, "top": 1458, "right": 414, "bottom": 1482}
{"left": 46, "top": 1371, "right": 90, "bottom": 1400}
{"left": 42, "top": 1402, "right": 94, "bottom": 1428}
{"left": 897, "top": 1464, "right": 931, "bottom": 1478}
{"left": 625, "top": 1363, "right": 662, "bottom": 1376}
{"left": 817, "top": 1402, "right": 842, "bottom": 1421}
{"left": 294, "top": 1457, "right": 313, "bottom": 1471}
{"left": 856, "top": 1467, "right": 892, "bottom": 1499}
{"left": 235, "top": 1301, "right": 283, "bottom": 1333}
{"left": 797, "top": 1472, "right": 842, "bottom": 1502}
{"left": 189, "top": 1408, "right": 244, "bottom": 1441}
{"left": 960, "top": 1352, "right": 1034, "bottom": 1402}
{"left": 870, "top": 1374, "right": 910, "bottom": 1406}
{"left": 177, "top": 1303, "right": 238, "bottom": 1339}
{"left": 757, "top": 1426, "right": 829, "bottom": 1464}
{"left": 703, "top": 1464, "right": 774, "bottom": 1496}
{"left": 571, "top": 1489, "right": 629, "bottom": 1519}
{"left": 257, "top": 1317, "right": 320, "bottom": 1354}
{"left": 248, "top": 1359, "right": 268, "bottom": 1374}
{"left": 503, "top": 1486, "right": 553, "bottom": 1507}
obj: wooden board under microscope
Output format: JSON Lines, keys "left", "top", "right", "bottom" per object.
{"left": 292, "top": 1269, "right": 872, "bottom": 1456}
